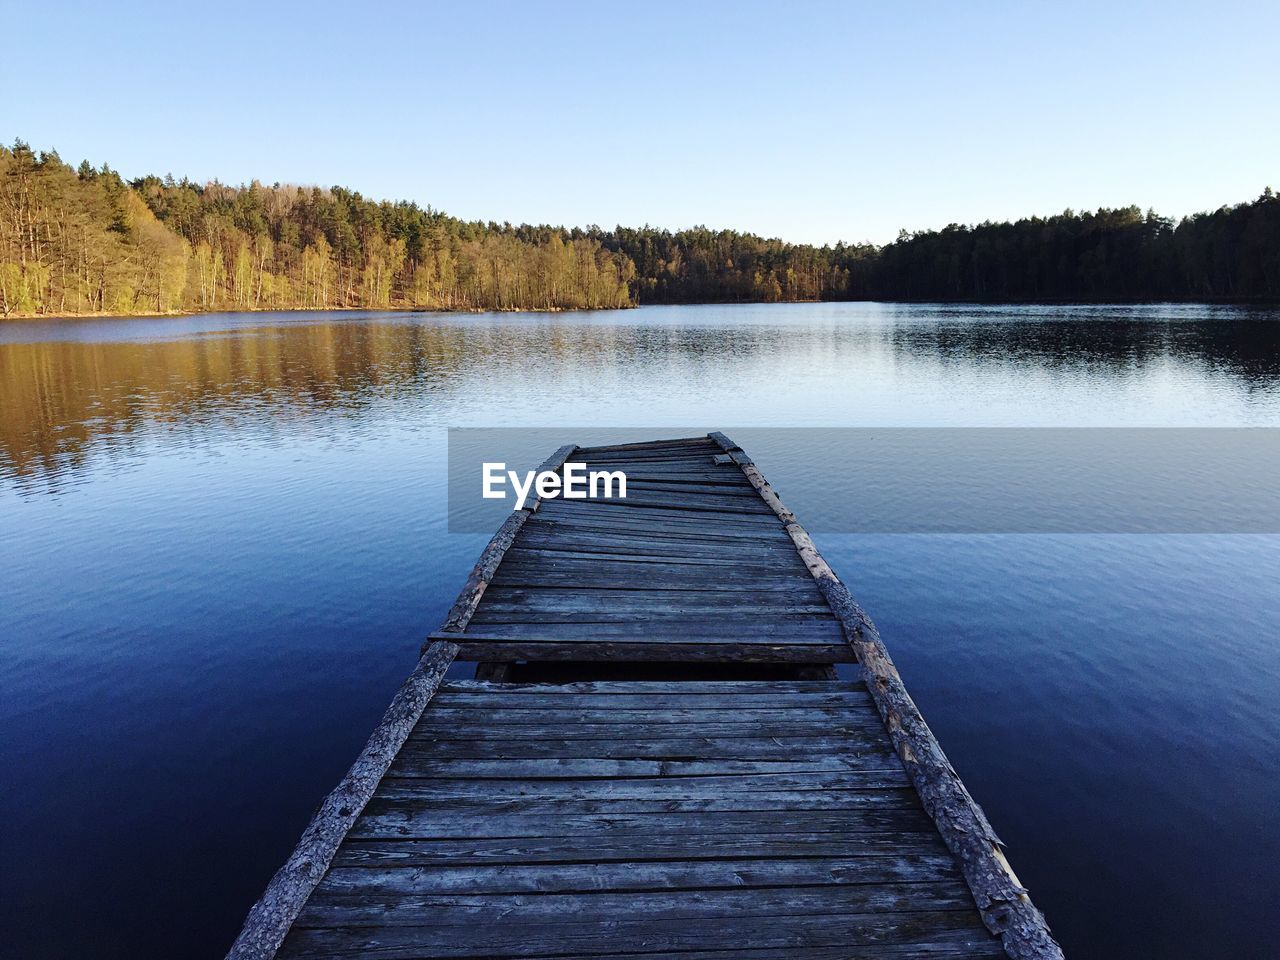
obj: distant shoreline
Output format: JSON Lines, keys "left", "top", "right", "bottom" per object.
{"left": 5, "top": 296, "right": 1279, "bottom": 323}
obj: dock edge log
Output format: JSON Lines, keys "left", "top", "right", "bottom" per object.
{"left": 225, "top": 639, "right": 458, "bottom": 960}
{"left": 708, "top": 431, "right": 1065, "bottom": 960}
{"left": 433, "top": 443, "right": 579, "bottom": 638}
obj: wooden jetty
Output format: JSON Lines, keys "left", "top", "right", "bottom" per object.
{"left": 228, "top": 434, "right": 1063, "bottom": 960}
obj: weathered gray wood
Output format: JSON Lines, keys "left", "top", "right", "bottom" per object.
{"left": 281, "top": 909, "right": 989, "bottom": 958}
{"left": 489, "top": 565, "right": 816, "bottom": 590}
{"left": 451, "top": 639, "right": 856, "bottom": 662}
{"left": 508, "top": 532, "right": 798, "bottom": 559}
{"left": 384, "top": 757, "right": 906, "bottom": 783}
{"left": 348, "top": 808, "right": 936, "bottom": 840}
{"left": 520, "top": 520, "right": 785, "bottom": 546}
{"left": 436, "top": 442, "right": 577, "bottom": 634}
{"left": 412, "top": 705, "right": 877, "bottom": 723}
{"left": 512, "top": 531, "right": 794, "bottom": 555}
{"left": 475, "top": 586, "right": 829, "bottom": 611}
{"left": 225, "top": 640, "right": 458, "bottom": 960}
{"left": 397, "top": 736, "right": 896, "bottom": 761}
{"left": 438, "top": 619, "right": 846, "bottom": 639}
{"left": 575, "top": 437, "right": 718, "bottom": 454}
{"left": 571, "top": 451, "right": 718, "bottom": 464}
{"left": 710, "top": 430, "right": 1063, "bottom": 960}
{"left": 603, "top": 471, "right": 753, "bottom": 485}
{"left": 416, "top": 687, "right": 869, "bottom": 705}
{"left": 297, "top": 879, "right": 973, "bottom": 923}
{"left": 500, "top": 544, "right": 805, "bottom": 568}
{"left": 409, "top": 721, "right": 887, "bottom": 742}
{"left": 345, "top": 831, "right": 940, "bottom": 859}
{"left": 618, "top": 479, "right": 763, "bottom": 497}
{"left": 467, "top": 609, "right": 840, "bottom": 625}
{"left": 440, "top": 678, "right": 860, "bottom": 694}
{"left": 575, "top": 450, "right": 734, "bottom": 462}
{"left": 535, "top": 497, "right": 784, "bottom": 526}
{"left": 373, "top": 776, "right": 916, "bottom": 806}
{"left": 316, "top": 852, "right": 961, "bottom": 895}
{"left": 561, "top": 492, "right": 774, "bottom": 514}
{"left": 492, "top": 557, "right": 803, "bottom": 579}
{"left": 357, "top": 788, "right": 926, "bottom": 820}
{"left": 410, "top": 687, "right": 869, "bottom": 706}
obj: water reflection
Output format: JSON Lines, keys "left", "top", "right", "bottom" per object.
{"left": 4, "top": 303, "right": 1280, "bottom": 490}
{"left": 889, "top": 312, "right": 1280, "bottom": 382}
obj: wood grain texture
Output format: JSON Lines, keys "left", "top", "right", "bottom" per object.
{"left": 276, "top": 678, "right": 1001, "bottom": 960}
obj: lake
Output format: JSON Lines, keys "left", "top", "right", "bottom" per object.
{"left": 2, "top": 302, "right": 1279, "bottom": 959}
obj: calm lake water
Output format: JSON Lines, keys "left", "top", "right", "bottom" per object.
{"left": 2, "top": 302, "right": 1279, "bottom": 958}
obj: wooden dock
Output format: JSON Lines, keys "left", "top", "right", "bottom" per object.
{"left": 228, "top": 434, "right": 1063, "bottom": 960}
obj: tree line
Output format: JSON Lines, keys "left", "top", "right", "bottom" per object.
{"left": 0, "top": 142, "right": 633, "bottom": 317}
{"left": 1, "top": 139, "right": 1276, "bottom": 317}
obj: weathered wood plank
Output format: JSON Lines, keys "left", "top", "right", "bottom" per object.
{"left": 327, "top": 831, "right": 950, "bottom": 868}
{"left": 467, "top": 610, "right": 840, "bottom": 626}
{"left": 574, "top": 449, "right": 722, "bottom": 462}
{"left": 574, "top": 437, "right": 719, "bottom": 454}
{"left": 296, "top": 879, "right": 974, "bottom": 925}
{"left": 408, "top": 723, "right": 887, "bottom": 745}
{"left": 373, "top": 770, "right": 915, "bottom": 800}
{"left": 514, "top": 522, "right": 793, "bottom": 545}
{"left": 413, "top": 688, "right": 871, "bottom": 706}
{"left": 452, "top": 640, "right": 856, "bottom": 662}
{"left": 491, "top": 554, "right": 804, "bottom": 576}
{"left": 498, "top": 545, "right": 805, "bottom": 568}
{"left": 440, "top": 678, "right": 861, "bottom": 694}
{"left": 571, "top": 451, "right": 720, "bottom": 464}
{"left": 355, "top": 789, "right": 928, "bottom": 822}
{"left": 556, "top": 492, "right": 775, "bottom": 514}
{"left": 507, "top": 532, "right": 799, "bottom": 560}
{"left": 316, "top": 853, "right": 962, "bottom": 896}
{"left": 473, "top": 586, "right": 830, "bottom": 611}
{"left": 468, "top": 632, "right": 842, "bottom": 649}
{"left": 599, "top": 471, "right": 755, "bottom": 485}
{"left": 348, "top": 807, "right": 936, "bottom": 840}
{"left": 386, "top": 756, "right": 909, "bottom": 781}
{"left": 616, "top": 479, "right": 765, "bottom": 498}
{"left": 411, "top": 701, "right": 870, "bottom": 722}
{"left": 398, "top": 737, "right": 893, "bottom": 762}
{"left": 488, "top": 566, "right": 816, "bottom": 591}
{"left": 518, "top": 521, "right": 788, "bottom": 548}
{"left": 281, "top": 909, "right": 990, "bottom": 958}
{"left": 445, "top": 617, "right": 845, "bottom": 635}
{"left": 534, "top": 497, "right": 785, "bottom": 525}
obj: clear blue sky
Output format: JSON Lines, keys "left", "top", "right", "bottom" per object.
{"left": 5, "top": 0, "right": 1277, "bottom": 245}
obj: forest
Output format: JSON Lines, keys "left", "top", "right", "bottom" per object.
{"left": 1, "top": 138, "right": 1277, "bottom": 317}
